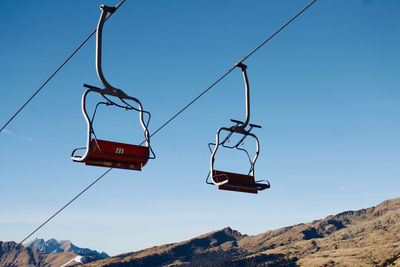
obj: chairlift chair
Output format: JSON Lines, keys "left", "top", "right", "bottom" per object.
{"left": 71, "top": 5, "right": 155, "bottom": 170}
{"left": 207, "top": 63, "right": 270, "bottom": 194}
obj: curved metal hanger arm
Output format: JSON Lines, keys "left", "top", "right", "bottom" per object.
{"left": 96, "top": 5, "right": 118, "bottom": 91}
{"left": 234, "top": 62, "right": 250, "bottom": 128}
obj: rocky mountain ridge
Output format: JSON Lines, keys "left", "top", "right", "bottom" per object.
{"left": 83, "top": 197, "right": 400, "bottom": 266}
{"left": 26, "top": 238, "right": 109, "bottom": 260}
{"left": 0, "top": 239, "right": 107, "bottom": 267}
{"left": 0, "top": 241, "right": 80, "bottom": 267}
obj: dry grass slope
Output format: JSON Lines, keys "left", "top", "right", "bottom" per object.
{"left": 82, "top": 197, "right": 400, "bottom": 267}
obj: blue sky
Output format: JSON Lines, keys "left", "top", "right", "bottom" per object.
{"left": 1, "top": 0, "right": 399, "bottom": 256}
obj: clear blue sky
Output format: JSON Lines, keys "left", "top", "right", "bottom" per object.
{"left": 1, "top": 0, "right": 399, "bottom": 256}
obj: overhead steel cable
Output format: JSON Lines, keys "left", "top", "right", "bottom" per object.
{"left": 18, "top": 169, "right": 112, "bottom": 246}
{"left": 239, "top": 0, "right": 317, "bottom": 63}
{"left": 18, "top": 0, "right": 317, "bottom": 246}
{"left": 0, "top": 0, "right": 126, "bottom": 134}
{"left": 148, "top": 0, "right": 317, "bottom": 139}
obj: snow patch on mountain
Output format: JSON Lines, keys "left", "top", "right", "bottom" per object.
{"left": 61, "top": 255, "right": 83, "bottom": 267}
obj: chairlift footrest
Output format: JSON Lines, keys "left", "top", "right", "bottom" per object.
{"left": 249, "top": 123, "right": 262, "bottom": 129}
{"left": 83, "top": 84, "right": 101, "bottom": 90}
{"left": 230, "top": 119, "right": 244, "bottom": 125}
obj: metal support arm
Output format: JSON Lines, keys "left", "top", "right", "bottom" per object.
{"left": 96, "top": 5, "right": 117, "bottom": 92}
{"left": 234, "top": 62, "right": 250, "bottom": 128}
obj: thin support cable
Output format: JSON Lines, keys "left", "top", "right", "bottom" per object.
{"left": 0, "top": 0, "right": 126, "bottom": 133}
{"left": 19, "top": 168, "right": 112, "bottom": 246}
{"left": 239, "top": 0, "right": 317, "bottom": 63}
{"left": 148, "top": 0, "right": 318, "bottom": 141}
{"left": 143, "top": 65, "right": 237, "bottom": 143}
{"left": 18, "top": 0, "right": 317, "bottom": 245}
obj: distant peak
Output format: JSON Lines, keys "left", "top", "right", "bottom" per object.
{"left": 222, "top": 227, "right": 245, "bottom": 238}
{"left": 25, "top": 238, "right": 44, "bottom": 247}
{"left": 25, "top": 238, "right": 109, "bottom": 259}
{"left": 223, "top": 226, "right": 233, "bottom": 232}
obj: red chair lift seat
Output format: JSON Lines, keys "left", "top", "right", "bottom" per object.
{"left": 213, "top": 170, "right": 259, "bottom": 194}
{"left": 84, "top": 139, "right": 150, "bottom": 171}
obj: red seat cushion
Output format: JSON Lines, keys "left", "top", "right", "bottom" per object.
{"left": 213, "top": 170, "right": 257, "bottom": 194}
{"left": 85, "top": 139, "right": 150, "bottom": 171}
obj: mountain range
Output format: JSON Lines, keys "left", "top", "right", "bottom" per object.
{"left": 26, "top": 238, "right": 109, "bottom": 260}
{"left": 0, "top": 239, "right": 108, "bottom": 267}
{"left": 1, "top": 197, "right": 400, "bottom": 266}
{"left": 82, "top": 197, "right": 400, "bottom": 266}
{"left": 0, "top": 241, "right": 80, "bottom": 267}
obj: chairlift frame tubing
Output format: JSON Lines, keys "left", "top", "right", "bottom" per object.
{"left": 71, "top": 87, "right": 152, "bottom": 160}
{"left": 209, "top": 127, "right": 259, "bottom": 186}
{"left": 71, "top": 88, "right": 99, "bottom": 162}
{"left": 210, "top": 127, "right": 229, "bottom": 186}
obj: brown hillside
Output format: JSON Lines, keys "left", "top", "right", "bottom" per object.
{"left": 0, "top": 241, "right": 80, "bottom": 267}
{"left": 0, "top": 241, "right": 45, "bottom": 267}
{"left": 82, "top": 197, "right": 400, "bottom": 267}
{"left": 83, "top": 227, "right": 245, "bottom": 266}
{"left": 239, "top": 198, "right": 400, "bottom": 266}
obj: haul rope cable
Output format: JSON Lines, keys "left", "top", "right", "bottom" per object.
{"left": 19, "top": 169, "right": 112, "bottom": 245}
{"left": 0, "top": 0, "right": 126, "bottom": 133}
{"left": 17, "top": 0, "right": 317, "bottom": 246}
